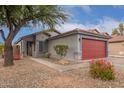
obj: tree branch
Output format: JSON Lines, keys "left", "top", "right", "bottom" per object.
{"left": 13, "top": 17, "right": 31, "bottom": 35}
{"left": 12, "top": 20, "right": 17, "bottom": 28}
{"left": 12, "top": 18, "right": 30, "bottom": 40}
{"left": 0, "top": 29, "right": 6, "bottom": 41}
{"left": 4, "top": 6, "right": 13, "bottom": 32}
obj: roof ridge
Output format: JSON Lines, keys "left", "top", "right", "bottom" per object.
{"left": 60, "top": 28, "right": 110, "bottom": 37}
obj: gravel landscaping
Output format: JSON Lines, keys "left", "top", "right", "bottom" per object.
{"left": 0, "top": 57, "right": 124, "bottom": 88}
{"left": 41, "top": 57, "right": 81, "bottom": 65}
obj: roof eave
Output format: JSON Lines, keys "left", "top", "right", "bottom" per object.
{"left": 48, "top": 30, "right": 110, "bottom": 40}
{"left": 77, "top": 31, "right": 110, "bottom": 39}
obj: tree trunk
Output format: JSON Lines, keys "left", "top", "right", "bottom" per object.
{"left": 4, "top": 40, "right": 14, "bottom": 66}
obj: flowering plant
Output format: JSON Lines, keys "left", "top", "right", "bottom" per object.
{"left": 89, "top": 59, "right": 115, "bottom": 80}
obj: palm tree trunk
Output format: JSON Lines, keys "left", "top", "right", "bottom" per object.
{"left": 4, "top": 40, "right": 14, "bottom": 66}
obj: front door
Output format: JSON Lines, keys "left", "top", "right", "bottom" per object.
{"left": 27, "top": 41, "right": 33, "bottom": 56}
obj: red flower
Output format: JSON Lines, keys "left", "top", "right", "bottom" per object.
{"left": 98, "top": 60, "right": 103, "bottom": 65}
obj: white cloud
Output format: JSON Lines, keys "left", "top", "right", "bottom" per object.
{"left": 97, "top": 17, "right": 120, "bottom": 32}
{"left": 56, "top": 23, "right": 87, "bottom": 32}
{"left": 80, "top": 6, "right": 91, "bottom": 14}
{"left": 56, "top": 17, "right": 122, "bottom": 34}
{"left": 61, "top": 5, "right": 92, "bottom": 15}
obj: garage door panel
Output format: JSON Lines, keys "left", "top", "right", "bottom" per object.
{"left": 82, "top": 39, "right": 106, "bottom": 60}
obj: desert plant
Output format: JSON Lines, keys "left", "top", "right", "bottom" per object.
{"left": 54, "top": 45, "right": 69, "bottom": 58}
{"left": 89, "top": 59, "right": 115, "bottom": 81}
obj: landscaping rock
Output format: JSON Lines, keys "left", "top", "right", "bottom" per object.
{"left": 0, "top": 57, "right": 124, "bottom": 87}
{"left": 58, "top": 59, "right": 69, "bottom": 65}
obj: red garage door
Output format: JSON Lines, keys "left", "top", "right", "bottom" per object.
{"left": 82, "top": 39, "right": 106, "bottom": 60}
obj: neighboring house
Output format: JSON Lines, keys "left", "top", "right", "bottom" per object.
{"left": 15, "top": 28, "right": 110, "bottom": 61}
{"left": 109, "top": 36, "right": 124, "bottom": 56}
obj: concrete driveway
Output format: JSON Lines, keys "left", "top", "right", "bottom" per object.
{"left": 109, "top": 57, "right": 124, "bottom": 70}
{"left": 30, "top": 57, "right": 124, "bottom": 72}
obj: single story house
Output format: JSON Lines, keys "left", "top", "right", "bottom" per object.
{"left": 109, "top": 35, "right": 124, "bottom": 57}
{"left": 15, "top": 28, "right": 110, "bottom": 61}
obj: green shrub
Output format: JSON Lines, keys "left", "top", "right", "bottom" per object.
{"left": 54, "top": 45, "right": 69, "bottom": 58}
{"left": 89, "top": 59, "right": 115, "bottom": 81}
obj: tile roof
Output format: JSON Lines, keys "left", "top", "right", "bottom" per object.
{"left": 15, "top": 29, "right": 60, "bottom": 44}
{"left": 48, "top": 28, "right": 111, "bottom": 40}
{"left": 109, "top": 35, "right": 124, "bottom": 43}
{"left": 15, "top": 28, "right": 110, "bottom": 44}
{"left": 75, "top": 28, "right": 110, "bottom": 37}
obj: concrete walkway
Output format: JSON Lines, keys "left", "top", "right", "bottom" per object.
{"left": 109, "top": 57, "right": 124, "bottom": 70}
{"left": 30, "top": 57, "right": 89, "bottom": 72}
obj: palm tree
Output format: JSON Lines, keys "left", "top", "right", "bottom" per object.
{"left": 0, "top": 5, "right": 68, "bottom": 66}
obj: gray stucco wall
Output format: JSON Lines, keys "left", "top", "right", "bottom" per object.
{"left": 35, "top": 34, "right": 49, "bottom": 57}
{"left": 48, "top": 34, "right": 80, "bottom": 60}
{"left": 34, "top": 31, "right": 59, "bottom": 57}
{"left": 48, "top": 34, "right": 109, "bottom": 61}
{"left": 16, "top": 40, "right": 25, "bottom": 57}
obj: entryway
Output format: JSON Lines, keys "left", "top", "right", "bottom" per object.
{"left": 27, "top": 41, "right": 33, "bottom": 56}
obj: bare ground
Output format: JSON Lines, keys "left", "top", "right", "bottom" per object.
{"left": 41, "top": 57, "right": 81, "bottom": 65}
{"left": 0, "top": 58, "right": 124, "bottom": 88}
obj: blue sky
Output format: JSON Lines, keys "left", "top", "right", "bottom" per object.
{"left": 57, "top": 5, "right": 124, "bottom": 33}
{"left": 1, "top": 5, "right": 124, "bottom": 43}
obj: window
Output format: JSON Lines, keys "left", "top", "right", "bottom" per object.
{"left": 39, "top": 41, "right": 48, "bottom": 52}
{"left": 39, "top": 41, "right": 44, "bottom": 51}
